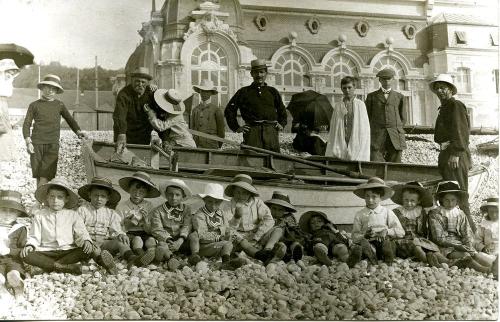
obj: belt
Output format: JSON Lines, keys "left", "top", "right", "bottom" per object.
{"left": 248, "top": 120, "right": 278, "bottom": 126}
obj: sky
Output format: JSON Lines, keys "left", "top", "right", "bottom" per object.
{"left": 0, "top": 0, "right": 152, "bottom": 69}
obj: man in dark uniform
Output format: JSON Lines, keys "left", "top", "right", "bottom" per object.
{"left": 113, "top": 67, "right": 159, "bottom": 151}
{"left": 365, "top": 68, "right": 406, "bottom": 162}
{"left": 224, "top": 59, "right": 287, "bottom": 152}
{"left": 430, "top": 73, "right": 475, "bottom": 232}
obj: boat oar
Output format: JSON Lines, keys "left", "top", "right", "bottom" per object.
{"left": 188, "top": 129, "right": 372, "bottom": 180}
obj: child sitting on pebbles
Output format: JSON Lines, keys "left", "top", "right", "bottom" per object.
{"left": 189, "top": 183, "right": 246, "bottom": 270}
{"left": 21, "top": 178, "right": 112, "bottom": 275}
{"left": 78, "top": 177, "right": 154, "bottom": 270}
{"left": 0, "top": 190, "right": 30, "bottom": 299}
{"left": 149, "top": 179, "right": 193, "bottom": 266}
{"left": 428, "top": 181, "right": 493, "bottom": 274}
{"left": 299, "top": 210, "right": 350, "bottom": 266}
{"left": 391, "top": 181, "right": 447, "bottom": 266}
{"left": 474, "top": 197, "right": 498, "bottom": 278}
{"left": 116, "top": 172, "right": 160, "bottom": 261}
{"left": 224, "top": 174, "right": 275, "bottom": 260}
{"left": 348, "top": 177, "right": 405, "bottom": 268}
{"left": 255, "top": 191, "right": 307, "bottom": 264}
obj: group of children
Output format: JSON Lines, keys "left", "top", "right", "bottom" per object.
{"left": 1, "top": 169, "right": 498, "bottom": 300}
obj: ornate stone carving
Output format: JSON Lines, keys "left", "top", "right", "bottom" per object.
{"left": 355, "top": 20, "right": 370, "bottom": 37}
{"left": 183, "top": 1, "right": 237, "bottom": 42}
{"left": 306, "top": 17, "right": 321, "bottom": 34}
{"left": 403, "top": 24, "right": 417, "bottom": 40}
{"left": 254, "top": 14, "right": 268, "bottom": 31}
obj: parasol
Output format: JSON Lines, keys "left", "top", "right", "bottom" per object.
{"left": 0, "top": 43, "right": 34, "bottom": 68}
{"left": 286, "top": 90, "right": 333, "bottom": 129}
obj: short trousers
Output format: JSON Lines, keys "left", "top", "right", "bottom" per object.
{"left": 30, "top": 143, "right": 59, "bottom": 179}
{"left": 0, "top": 255, "right": 25, "bottom": 277}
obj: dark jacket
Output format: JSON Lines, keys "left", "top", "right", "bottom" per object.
{"left": 365, "top": 89, "right": 406, "bottom": 150}
{"left": 434, "top": 97, "right": 470, "bottom": 156}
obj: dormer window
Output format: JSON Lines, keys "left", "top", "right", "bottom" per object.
{"left": 455, "top": 31, "right": 467, "bottom": 44}
{"left": 491, "top": 32, "right": 498, "bottom": 46}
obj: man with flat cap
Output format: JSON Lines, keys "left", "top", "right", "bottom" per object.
{"left": 365, "top": 68, "right": 406, "bottom": 162}
{"left": 113, "top": 67, "right": 160, "bottom": 151}
{"left": 224, "top": 59, "right": 287, "bottom": 152}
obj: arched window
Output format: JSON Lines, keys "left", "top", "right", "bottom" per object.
{"left": 191, "top": 42, "right": 229, "bottom": 107}
{"left": 274, "top": 52, "right": 311, "bottom": 88}
{"left": 373, "top": 56, "right": 406, "bottom": 90}
{"left": 324, "top": 55, "right": 359, "bottom": 89}
{"left": 455, "top": 67, "right": 471, "bottom": 93}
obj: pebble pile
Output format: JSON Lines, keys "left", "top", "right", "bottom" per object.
{"left": 0, "top": 129, "right": 498, "bottom": 320}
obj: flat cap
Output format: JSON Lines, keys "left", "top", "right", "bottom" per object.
{"left": 376, "top": 68, "right": 395, "bottom": 79}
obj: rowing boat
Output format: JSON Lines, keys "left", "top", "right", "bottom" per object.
{"left": 82, "top": 141, "right": 488, "bottom": 229}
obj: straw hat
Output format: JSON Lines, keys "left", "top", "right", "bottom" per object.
{"left": 37, "top": 74, "right": 64, "bottom": 93}
{"left": 480, "top": 197, "right": 498, "bottom": 212}
{"left": 264, "top": 191, "right": 296, "bottom": 213}
{"left": 118, "top": 171, "right": 160, "bottom": 198}
{"left": 0, "top": 190, "right": 27, "bottom": 216}
{"left": 376, "top": 68, "right": 395, "bottom": 79}
{"left": 429, "top": 74, "right": 457, "bottom": 96}
{"left": 299, "top": 211, "right": 331, "bottom": 233}
{"left": 435, "top": 181, "right": 466, "bottom": 201}
{"left": 250, "top": 59, "right": 269, "bottom": 71}
{"left": 35, "top": 178, "right": 79, "bottom": 209}
{"left": 130, "top": 67, "right": 152, "bottom": 80}
{"left": 224, "top": 174, "right": 259, "bottom": 197}
{"left": 353, "top": 177, "right": 394, "bottom": 201}
{"left": 78, "top": 177, "right": 122, "bottom": 206}
{"left": 153, "top": 89, "right": 185, "bottom": 115}
{"left": 160, "top": 178, "right": 192, "bottom": 198}
{"left": 193, "top": 79, "right": 218, "bottom": 95}
{"left": 391, "top": 181, "right": 433, "bottom": 208}
{"left": 198, "top": 183, "right": 228, "bottom": 201}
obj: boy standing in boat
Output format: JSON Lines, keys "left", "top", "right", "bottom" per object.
{"left": 190, "top": 80, "right": 225, "bottom": 149}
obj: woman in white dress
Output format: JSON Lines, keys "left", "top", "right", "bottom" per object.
{"left": 0, "top": 58, "right": 20, "bottom": 162}
{"left": 325, "top": 76, "right": 370, "bottom": 161}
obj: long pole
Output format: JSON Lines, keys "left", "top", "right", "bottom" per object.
{"left": 75, "top": 68, "right": 80, "bottom": 105}
{"left": 37, "top": 63, "right": 41, "bottom": 99}
{"left": 95, "top": 56, "right": 99, "bottom": 130}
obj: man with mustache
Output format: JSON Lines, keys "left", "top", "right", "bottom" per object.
{"left": 113, "top": 67, "right": 159, "bottom": 152}
{"left": 225, "top": 59, "right": 287, "bottom": 152}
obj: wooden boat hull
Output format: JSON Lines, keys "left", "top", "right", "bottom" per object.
{"left": 82, "top": 141, "right": 487, "bottom": 229}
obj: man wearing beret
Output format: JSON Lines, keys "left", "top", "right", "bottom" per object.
{"left": 113, "top": 67, "right": 160, "bottom": 152}
{"left": 365, "top": 68, "right": 406, "bottom": 162}
{"left": 429, "top": 74, "right": 474, "bottom": 231}
{"left": 224, "top": 59, "right": 287, "bottom": 152}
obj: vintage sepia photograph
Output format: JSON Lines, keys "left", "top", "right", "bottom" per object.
{"left": 0, "top": 0, "right": 498, "bottom": 320}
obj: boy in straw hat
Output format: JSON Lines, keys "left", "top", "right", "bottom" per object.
{"left": 188, "top": 183, "right": 246, "bottom": 269}
{"left": 144, "top": 88, "right": 196, "bottom": 152}
{"left": 149, "top": 179, "right": 194, "bottom": 265}
{"left": 23, "top": 74, "right": 87, "bottom": 187}
{"left": 0, "top": 190, "right": 30, "bottom": 299}
{"left": 299, "top": 211, "right": 350, "bottom": 266}
{"left": 21, "top": 178, "right": 114, "bottom": 275}
{"left": 224, "top": 174, "right": 275, "bottom": 259}
{"left": 116, "top": 171, "right": 160, "bottom": 258}
{"left": 191, "top": 79, "right": 225, "bottom": 149}
{"left": 348, "top": 177, "right": 405, "bottom": 267}
{"left": 77, "top": 177, "right": 154, "bottom": 269}
{"left": 427, "top": 181, "right": 492, "bottom": 273}
{"left": 390, "top": 181, "right": 448, "bottom": 266}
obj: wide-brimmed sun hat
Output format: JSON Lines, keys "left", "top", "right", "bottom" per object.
{"left": 0, "top": 58, "right": 19, "bottom": 73}
{"left": 353, "top": 177, "right": 394, "bottom": 201}
{"left": 224, "top": 174, "right": 259, "bottom": 197}
{"left": 391, "top": 181, "right": 433, "bottom": 208}
{"left": 0, "top": 190, "right": 27, "bottom": 216}
{"left": 160, "top": 178, "right": 192, "bottom": 198}
{"left": 265, "top": 191, "right": 296, "bottom": 213}
{"left": 299, "top": 210, "right": 331, "bottom": 233}
{"left": 118, "top": 171, "right": 160, "bottom": 198}
{"left": 376, "top": 68, "right": 395, "bottom": 79}
{"left": 480, "top": 197, "right": 498, "bottom": 212}
{"left": 35, "top": 177, "right": 79, "bottom": 209}
{"left": 198, "top": 183, "right": 228, "bottom": 201}
{"left": 154, "top": 88, "right": 185, "bottom": 115}
{"left": 130, "top": 67, "right": 153, "bottom": 80}
{"left": 37, "top": 74, "right": 64, "bottom": 93}
{"left": 250, "top": 59, "right": 269, "bottom": 71}
{"left": 429, "top": 74, "right": 457, "bottom": 96}
{"left": 193, "top": 79, "right": 218, "bottom": 95}
{"left": 78, "top": 177, "right": 122, "bottom": 206}
{"left": 435, "top": 181, "right": 467, "bottom": 201}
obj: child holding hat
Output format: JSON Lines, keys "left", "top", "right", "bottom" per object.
{"left": 428, "top": 181, "right": 492, "bottom": 273}
{"left": 116, "top": 171, "right": 160, "bottom": 258}
{"left": 348, "top": 177, "right": 405, "bottom": 267}
{"left": 149, "top": 179, "right": 193, "bottom": 264}
{"left": 191, "top": 80, "right": 225, "bottom": 149}
{"left": 144, "top": 88, "right": 196, "bottom": 151}
{"left": 189, "top": 183, "right": 246, "bottom": 270}
{"left": 23, "top": 74, "right": 86, "bottom": 187}
{"left": 225, "top": 174, "right": 275, "bottom": 259}
{"left": 0, "top": 190, "right": 30, "bottom": 299}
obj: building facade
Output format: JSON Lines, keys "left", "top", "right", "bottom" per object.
{"left": 124, "top": 0, "right": 499, "bottom": 129}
